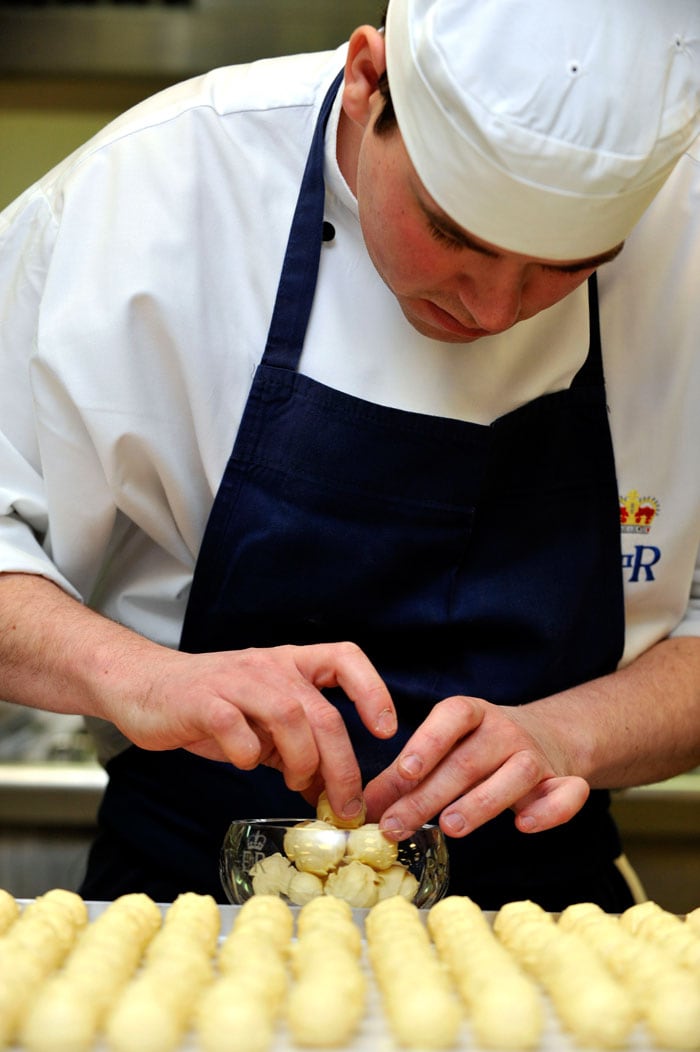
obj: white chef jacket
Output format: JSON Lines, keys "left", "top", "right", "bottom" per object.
{"left": 1, "top": 46, "right": 699, "bottom": 761}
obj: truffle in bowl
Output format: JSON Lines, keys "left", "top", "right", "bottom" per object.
{"left": 219, "top": 817, "right": 449, "bottom": 909}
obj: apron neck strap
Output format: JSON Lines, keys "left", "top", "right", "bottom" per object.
{"left": 571, "top": 273, "right": 604, "bottom": 388}
{"left": 262, "top": 69, "right": 344, "bottom": 369}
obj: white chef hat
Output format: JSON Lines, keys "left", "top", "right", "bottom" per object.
{"left": 384, "top": 0, "right": 700, "bottom": 259}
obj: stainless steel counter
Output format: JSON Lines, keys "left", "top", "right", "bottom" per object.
{"left": 0, "top": 762, "right": 106, "bottom": 897}
{"left": 0, "top": 762, "right": 107, "bottom": 827}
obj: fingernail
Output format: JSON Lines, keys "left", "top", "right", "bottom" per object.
{"left": 519, "top": 815, "right": 537, "bottom": 831}
{"left": 375, "top": 708, "right": 397, "bottom": 736}
{"left": 379, "top": 816, "right": 404, "bottom": 840}
{"left": 398, "top": 753, "right": 422, "bottom": 778}
{"left": 342, "top": 797, "right": 363, "bottom": 819}
{"left": 442, "top": 811, "right": 466, "bottom": 835}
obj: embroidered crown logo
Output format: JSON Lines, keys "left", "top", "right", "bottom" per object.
{"left": 619, "top": 489, "right": 659, "bottom": 534}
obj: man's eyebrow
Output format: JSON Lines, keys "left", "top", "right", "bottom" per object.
{"left": 420, "top": 201, "right": 500, "bottom": 255}
{"left": 549, "top": 242, "right": 625, "bottom": 272}
{"left": 419, "top": 198, "right": 625, "bottom": 271}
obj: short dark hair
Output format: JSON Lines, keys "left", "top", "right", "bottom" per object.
{"left": 374, "top": 3, "right": 398, "bottom": 136}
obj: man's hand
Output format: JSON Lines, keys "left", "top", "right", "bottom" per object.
{"left": 103, "top": 641, "right": 397, "bottom": 823}
{"left": 363, "top": 695, "right": 589, "bottom": 840}
{"left": 0, "top": 572, "right": 397, "bottom": 825}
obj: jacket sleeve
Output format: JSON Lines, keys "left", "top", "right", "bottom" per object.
{"left": 0, "top": 186, "right": 113, "bottom": 603}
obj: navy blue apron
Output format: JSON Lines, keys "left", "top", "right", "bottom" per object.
{"left": 81, "top": 71, "right": 631, "bottom": 911}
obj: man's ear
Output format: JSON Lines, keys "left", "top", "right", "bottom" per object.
{"left": 341, "top": 26, "right": 387, "bottom": 127}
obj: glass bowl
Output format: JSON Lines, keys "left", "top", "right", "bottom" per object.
{"left": 220, "top": 817, "right": 449, "bottom": 909}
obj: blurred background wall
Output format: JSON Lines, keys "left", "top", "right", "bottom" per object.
{"left": 0, "top": 0, "right": 382, "bottom": 208}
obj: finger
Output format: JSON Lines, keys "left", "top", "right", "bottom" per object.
{"left": 246, "top": 692, "right": 323, "bottom": 791}
{"left": 185, "top": 740, "right": 240, "bottom": 764}
{"left": 513, "top": 775, "right": 590, "bottom": 833}
{"left": 394, "top": 696, "right": 485, "bottom": 781}
{"left": 194, "top": 687, "right": 321, "bottom": 790}
{"left": 365, "top": 697, "right": 488, "bottom": 830}
{"left": 438, "top": 749, "right": 546, "bottom": 838}
{"left": 294, "top": 641, "right": 398, "bottom": 739}
{"left": 304, "top": 697, "right": 366, "bottom": 821}
{"left": 184, "top": 704, "right": 263, "bottom": 770}
{"left": 363, "top": 768, "right": 417, "bottom": 823}
{"left": 235, "top": 654, "right": 366, "bottom": 811}
{"left": 364, "top": 696, "right": 485, "bottom": 820}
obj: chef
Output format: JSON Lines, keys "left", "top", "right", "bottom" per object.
{"left": 0, "top": 0, "right": 699, "bottom": 909}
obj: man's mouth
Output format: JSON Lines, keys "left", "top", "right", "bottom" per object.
{"left": 417, "top": 299, "right": 491, "bottom": 340}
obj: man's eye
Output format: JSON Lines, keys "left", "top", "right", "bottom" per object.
{"left": 428, "top": 222, "right": 463, "bottom": 250}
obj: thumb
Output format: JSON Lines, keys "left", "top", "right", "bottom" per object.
{"left": 513, "top": 775, "right": 590, "bottom": 833}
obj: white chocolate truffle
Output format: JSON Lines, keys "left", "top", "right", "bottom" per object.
{"left": 283, "top": 820, "right": 346, "bottom": 875}
{"left": 293, "top": 919, "right": 362, "bottom": 960}
{"left": 286, "top": 870, "right": 325, "bottom": 906}
{"left": 20, "top": 977, "right": 97, "bottom": 1052}
{"left": 196, "top": 982, "right": 275, "bottom": 1052}
{"left": 298, "top": 893, "right": 353, "bottom": 924}
{"left": 110, "top": 893, "right": 162, "bottom": 938}
{"left": 223, "top": 955, "right": 287, "bottom": 1012}
{"left": 493, "top": 899, "right": 551, "bottom": 940}
{"left": 161, "top": 892, "right": 220, "bottom": 952}
{"left": 39, "top": 889, "right": 88, "bottom": 929}
{"left": 470, "top": 976, "right": 543, "bottom": 1050}
{"left": 324, "top": 860, "right": 379, "bottom": 907}
{"left": 686, "top": 906, "right": 700, "bottom": 934}
{"left": 376, "top": 863, "right": 419, "bottom": 901}
{"left": 619, "top": 900, "right": 663, "bottom": 934}
{"left": 316, "top": 789, "right": 366, "bottom": 829}
{"left": 345, "top": 823, "right": 399, "bottom": 870}
{"left": 249, "top": 852, "right": 294, "bottom": 897}
{"left": 0, "top": 889, "right": 19, "bottom": 934}
{"left": 231, "top": 896, "right": 294, "bottom": 950}
{"left": 558, "top": 901, "right": 606, "bottom": 931}
{"left": 383, "top": 978, "right": 462, "bottom": 1048}
{"left": 497, "top": 918, "right": 560, "bottom": 969}
{"left": 656, "top": 927, "right": 700, "bottom": 971}
{"left": 286, "top": 978, "right": 365, "bottom": 1048}
{"left": 227, "top": 921, "right": 290, "bottom": 961}
{"left": 105, "top": 989, "right": 183, "bottom": 1052}
{"left": 237, "top": 893, "right": 294, "bottom": 929}
{"left": 644, "top": 970, "right": 700, "bottom": 1049}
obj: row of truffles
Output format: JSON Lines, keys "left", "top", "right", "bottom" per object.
{"left": 250, "top": 792, "right": 419, "bottom": 906}
{"left": 0, "top": 888, "right": 89, "bottom": 1049}
{"left": 2, "top": 887, "right": 700, "bottom": 1051}
{"left": 287, "top": 896, "right": 366, "bottom": 1047}
{"left": 195, "top": 895, "right": 291, "bottom": 1052}
{"left": 428, "top": 896, "right": 544, "bottom": 1050}
{"left": 20, "top": 892, "right": 161, "bottom": 1052}
{"left": 366, "top": 896, "right": 463, "bottom": 1049}
{"left": 560, "top": 900, "right": 700, "bottom": 1050}
{"left": 495, "top": 898, "right": 700, "bottom": 1050}
{"left": 105, "top": 891, "right": 220, "bottom": 1052}
{"left": 197, "top": 894, "right": 365, "bottom": 1051}
{"left": 495, "top": 899, "right": 637, "bottom": 1049}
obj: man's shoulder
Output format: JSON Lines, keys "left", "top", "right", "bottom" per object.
{"left": 26, "top": 46, "right": 345, "bottom": 207}
{"left": 88, "top": 47, "right": 344, "bottom": 149}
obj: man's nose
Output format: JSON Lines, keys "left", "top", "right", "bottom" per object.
{"left": 456, "top": 265, "right": 524, "bottom": 334}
